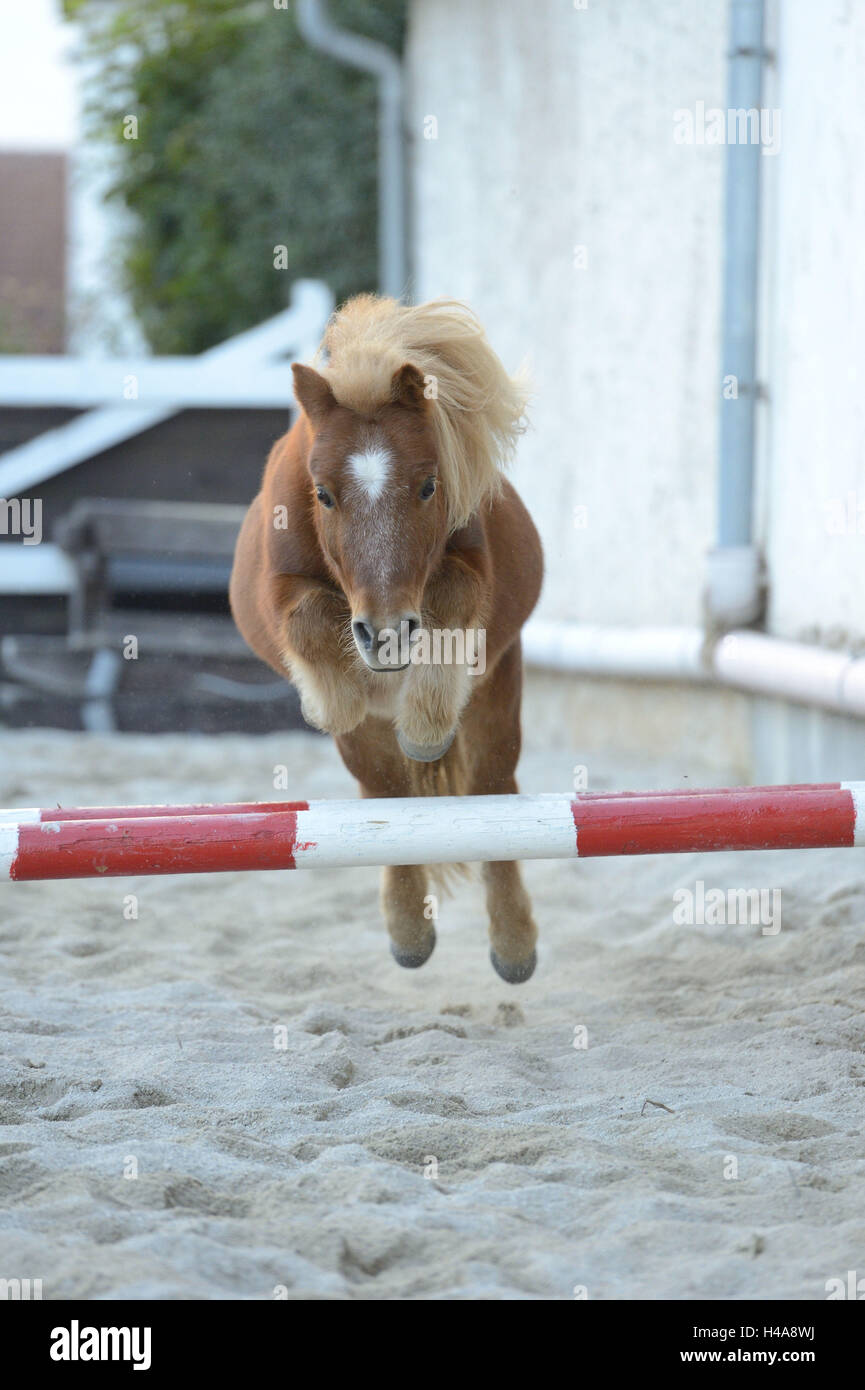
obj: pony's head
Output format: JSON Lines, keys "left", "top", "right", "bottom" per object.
{"left": 291, "top": 295, "right": 528, "bottom": 671}
{"left": 291, "top": 358, "right": 445, "bottom": 670}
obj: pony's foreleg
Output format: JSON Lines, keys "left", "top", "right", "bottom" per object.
{"left": 396, "top": 556, "right": 483, "bottom": 761}
{"left": 395, "top": 662, "right": 470, "bottom": 762}
{"left": 277, "top": 580, "right": 369, "bottom": 736}
{"left": 380, "top": 864, "right": 436, "bottom": 968}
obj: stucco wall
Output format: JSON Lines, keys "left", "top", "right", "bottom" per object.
{"left": 763, "top": 0, "right": 865, "bottom": 647}
{"left": 407, "top": 0, "right": 865, "bottom": 658}
{"left": 406, "top": 0, "right": 726, "bottom": 626}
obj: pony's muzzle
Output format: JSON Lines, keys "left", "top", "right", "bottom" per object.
{"left": 352, "top": 615, "right": 420, "bottom": 671}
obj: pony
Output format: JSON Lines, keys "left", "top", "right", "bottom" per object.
{"left": 229, "top": 294, "right": 543, "bottom": 982}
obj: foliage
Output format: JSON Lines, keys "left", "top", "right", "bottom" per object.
{"left": 63, "top": 0, "right": 407, "bottom": 351}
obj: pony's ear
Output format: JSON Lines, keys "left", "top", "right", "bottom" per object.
{"left": 291, "top": 364, "right": 337, "bottom": 427}
{"left": 390, "top": 362, "right": 428, "bottom": 411}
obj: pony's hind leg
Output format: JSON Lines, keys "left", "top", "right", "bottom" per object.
{"left": 462, "top": 640, "right": 538, "bottom": 983}
{"left": 381, "top": 864, "right": 436, "bottom": 969}
{"left": 337, "top": 720, "right": 437, "bottom": 971}
{"left": 483, "top": 858, "right": 538, "bottom": 984}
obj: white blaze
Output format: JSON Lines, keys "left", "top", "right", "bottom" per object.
{"left": 347, "top": 444, "right": 392, "bottom": 501}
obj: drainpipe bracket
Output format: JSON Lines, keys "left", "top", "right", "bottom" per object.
{"left": 704, "top": 544, "right": 766, "bottom": 631}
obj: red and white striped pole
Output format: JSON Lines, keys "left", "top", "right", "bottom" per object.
{"left": 1, "top": 783, "right": 863, "bottom": 882}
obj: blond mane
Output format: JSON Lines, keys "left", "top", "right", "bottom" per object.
{"left": 315, "top": 295, "right": 529, "bottom": 532}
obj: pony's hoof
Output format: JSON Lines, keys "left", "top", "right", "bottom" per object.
{"left": 396, "top": 728, "right": 456, "bottom": 763}
{"left": 490, "top": 947, "right": 537, "bottom": 984}
{"left": 391, "top": 932, "right": 436, "bottom": 969}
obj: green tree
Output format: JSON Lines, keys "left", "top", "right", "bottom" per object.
{"left": 64, "top": 0, "right": 407, "bottom": 352}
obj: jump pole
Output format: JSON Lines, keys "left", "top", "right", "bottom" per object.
{"left": 3, "top": 782, "right": 841, "bottom": 823}
{"left": 1, "top": 783, "right": 864, "bottom": 882}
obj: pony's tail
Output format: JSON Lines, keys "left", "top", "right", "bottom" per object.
{"left": 407, "top": 732, "right": 473, "bottom": 894}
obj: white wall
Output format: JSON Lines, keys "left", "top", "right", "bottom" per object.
{"left": 406, "top": 0, "right": 726, "bottom": 626}
{"left": 407, "top": 0, "right": 865, "bottom": 658}
{"left": 763, "top": 0, "right": 865, "bottom": 648}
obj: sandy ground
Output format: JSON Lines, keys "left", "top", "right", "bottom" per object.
{"left": 1, "top": 724, "right": 864, "bottom": 1301}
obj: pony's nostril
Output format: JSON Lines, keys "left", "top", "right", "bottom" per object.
{"left": 352, "top": 620, "right": 375, "bottom": 652}
{"left": 405, "top": 617, "right": 421, "bottom": 641}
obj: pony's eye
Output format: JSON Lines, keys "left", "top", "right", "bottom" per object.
{"left": 419, "top": 477, "right": 436, "bottom": 500}
{"left": 315, "top": 485, "right": 335, "bottom": 509}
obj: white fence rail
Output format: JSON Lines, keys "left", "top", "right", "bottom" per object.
{"left": 0, "top": 279, "right": 333, "bottom": 502}
{"left": 0, "top": 359, "right": 302, "bottom": 409}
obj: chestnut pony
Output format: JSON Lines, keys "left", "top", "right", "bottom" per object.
{"left": 230, "top": 295, "right": 543, "bottom": 982}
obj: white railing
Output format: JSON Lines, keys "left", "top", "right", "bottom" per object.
{"left": 0, "top": 359, "right": 305, "bottom": 409}
{"left": 0, "top": 278, "right": 333, "bottom": 502}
